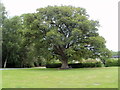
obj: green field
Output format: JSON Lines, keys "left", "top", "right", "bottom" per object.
{"left": 2, "top": 67, "right": 118, "bottom": 88}
{"left": 0, "top": 70, "right": 2, "bottom": 90}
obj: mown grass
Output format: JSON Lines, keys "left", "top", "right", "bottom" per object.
{"left": 2, "top": 67, "right": 118, "bottom": 88}
{"left": 0, "top": 70, "right": 2, "bottom": 89}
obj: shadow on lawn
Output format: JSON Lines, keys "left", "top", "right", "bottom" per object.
{"left": 24, "top": 67, "right": 104, "bottom": 72}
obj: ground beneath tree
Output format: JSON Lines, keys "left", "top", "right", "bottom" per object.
{"left": 2, "top": 67, "right": 118, "bottom": 88}
{"left": 0, "top": 67, "right": 46, "bottom": 70}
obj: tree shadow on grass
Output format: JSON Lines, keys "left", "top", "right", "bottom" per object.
{"left": 23, "top": 67, "right": 98, "bottom": 72}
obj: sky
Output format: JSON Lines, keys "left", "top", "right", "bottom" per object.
{"left": 1, "top": 0, "right": 119, "bottom": 51}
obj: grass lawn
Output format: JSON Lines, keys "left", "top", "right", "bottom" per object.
{"left": 0, "top": 70, "right": 2, "bottom": 89}
{"left": 2, "top": 67, "right": 118, "bottom": 88}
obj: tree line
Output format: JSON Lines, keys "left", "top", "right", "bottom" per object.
{"left": 1, "top": 3, "right": 113, "bottom": 69}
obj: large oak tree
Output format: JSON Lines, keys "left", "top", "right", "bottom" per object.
{"left": 21, "top": 6, "right": 111, "bottom": 69}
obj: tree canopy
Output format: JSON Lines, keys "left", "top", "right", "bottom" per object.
{"left": 0, "top": 2, "right": 7, "bottom": 67}
{"left": 2, "top": 5, "right": 111, "bottom": 69}
{"left": 21, "top": 6, "right": 111, "bottom": 69}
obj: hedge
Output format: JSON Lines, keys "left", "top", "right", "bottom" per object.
{"left": 46, "top": 63, "right": 61, "bottom": 68}
{"left": 105, "top": 58, "right": 119, "bottom": 67}
{"left": 46, "top": 62, "right": 102, "bottom": 68}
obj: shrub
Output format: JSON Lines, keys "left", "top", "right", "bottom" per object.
{"left": 46, "top": 63, "right": 61, "bottom": 68}
{"left": 95, "top": 62, "right": 103, "bottom": 67}
{"left": 46, "top": 62, "right": 102, "bottom": 68}
{"left": 69, "top": 63, "right": 83, "bottom": 68}
{"left": 82, "top": 62, "right": 102, "bottom": 68}
{"left": 118, "top": 58, "right": 120, "bottom": 66}
{"left": 105, "top": 58, "right": 119, "bottom": 67}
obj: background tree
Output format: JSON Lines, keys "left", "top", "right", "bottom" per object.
{"left": 0, "top": 2, "right": 7, "bottom": 67}
{"left": 99, "top": 48, "right": 112, "bottom": 65}
{"left": 22, "top": 6, "right": 111, "bottom": 69}
{"left": 2, "top": 14, "right": 42, "bottom": 68}
{"left": 111, "top": 51, "right": 118, "bottom": 56}
{"left": 2, "top": 16, "right": 22, "bottom": 67}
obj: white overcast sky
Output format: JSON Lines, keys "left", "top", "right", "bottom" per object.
{"left": 1, "top": 0, "right": 119, "bottom": 51}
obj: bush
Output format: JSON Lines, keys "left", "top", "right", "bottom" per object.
{"left": 46, "top": 63, "right": 61, "bottom": 68}
{"left": 105, "top": 58, "right": 119, "bottom": 67}
{"left": 80, "top": 62, "right": 102, "bottom": 68}
{"left": 46, "top": 62, "right": 102, "bottom": 68}
{"left": 69, "top": 63, "right": 83, "bottom": 68}
{"left": 118, "top": 58, "right": 120, "bottom": 66}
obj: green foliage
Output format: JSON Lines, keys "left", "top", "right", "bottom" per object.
{"left": 111, "top": 51, "right": 120, "bottom": 58}
{"left": 46, "top": 61, "right": 102, "bottom": 68}
{"left": 0, "top": 2, "right": 7, "bottom": 26}
{"left": 2, "top": 5, "right": 111, "bottom": 68}
{"left": 2, "top": 15, "right": 39, "bottom": 67}
{"left": 2, "top": 16, "right": 26, "bottom": 67}
{"left": 46, "top": 63, "right": 61, "bottom": 68}
{"left": 111, "top": 51, "right": 118, "bottom": 56}
{"left": 105, "top": 58, "right": 119, "bottom": 67}
{"left": 0, "top": 2, "right": 7, "bottom": 67}
{"left": 22, "top": 6, "right": 110, "bottom": 67}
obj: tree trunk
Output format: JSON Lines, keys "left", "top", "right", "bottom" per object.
{"left": 60, "top": 59, "right": 69, "bottom": 69}
{"left": 4, "top": 58, "right": 8, "bottom": 68}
